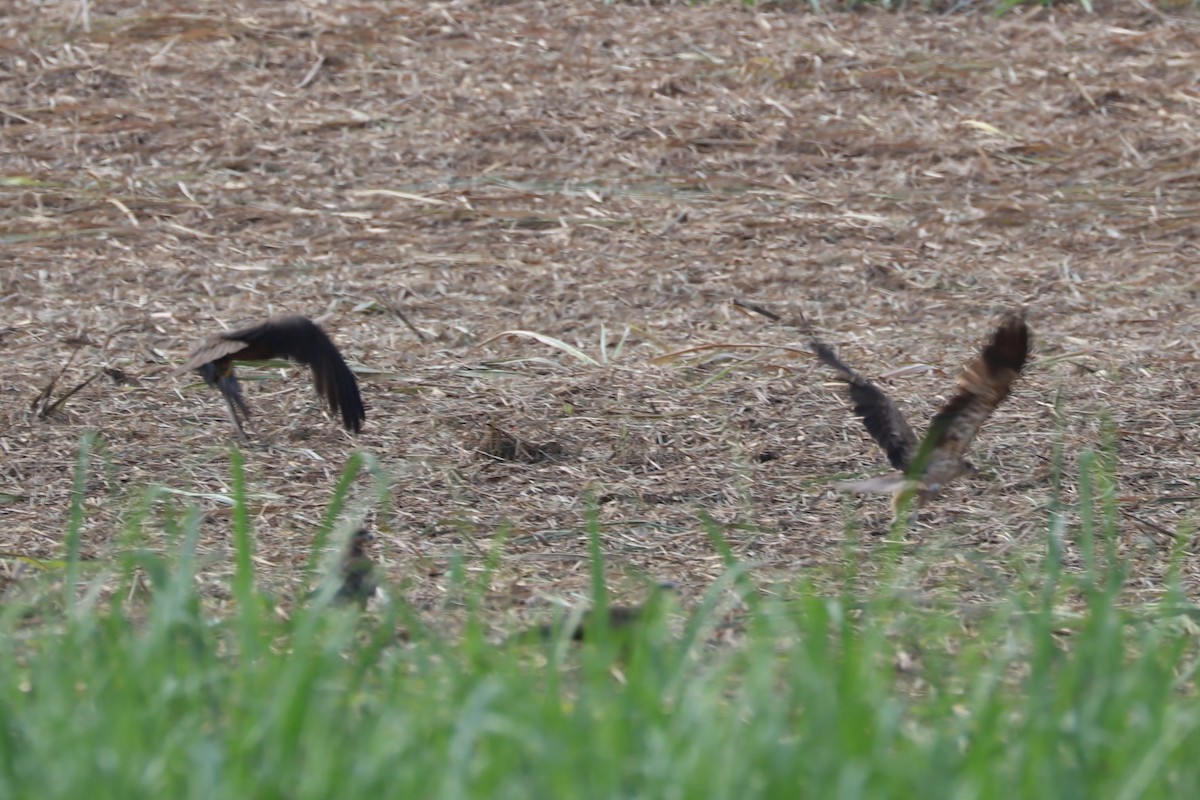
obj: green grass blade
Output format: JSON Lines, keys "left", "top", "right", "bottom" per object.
{"left": 63, "top": 430, "right": 98, "bottom": 614}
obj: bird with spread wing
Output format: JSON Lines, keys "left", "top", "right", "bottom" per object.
{"left": 176, "top": 315, "right": 365, "bottom": 438}
{"left": 811, "top": 311, "right": 1031, "bottom": 511}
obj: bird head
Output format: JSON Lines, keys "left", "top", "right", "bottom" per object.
{"left": 348, "top": 528, "right": 375, "bottom": 556}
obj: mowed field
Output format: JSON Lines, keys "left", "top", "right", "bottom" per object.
{"left": 2, "top": 0, "right": 1199, "bottom": 627}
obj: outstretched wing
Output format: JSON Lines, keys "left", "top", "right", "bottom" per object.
{"left": 812, "top": 338, "right": 920, "bottom": 471}
{"left": 174, "top": 337, "right": 252, "bottom": 376}
{"left": 924, "top": 311, "right": 1030, "bottom": 465}
{"left": 231, "top": 316, "right": 366, "bottom": 433}
{"left": 179, "top": 316, "right": 366, "bottom": 433}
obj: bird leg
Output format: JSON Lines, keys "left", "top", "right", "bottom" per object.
{"left": 201, "top": 363, "right": 251, "bottom": 441}
{"left": 221, "top": 390, "right": 249, "bottom": 442}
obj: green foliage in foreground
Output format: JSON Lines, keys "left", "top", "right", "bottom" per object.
{"left": 1, "top": 436, "right": 1199, "bottom": 799}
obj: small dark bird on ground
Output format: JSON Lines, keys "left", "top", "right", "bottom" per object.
{"left": 534, "top": 582, "right": 679, "bottom": 642}
{"left": 175, "top": 315, "right": 365, "bottom": 438}
{"left": 310, "top": 528, "right": 379, "bottom": 609}
{"left": 814, "top": 311, "right": 1032, "bottom": 512}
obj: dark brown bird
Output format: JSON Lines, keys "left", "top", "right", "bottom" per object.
{"left": 309, "top": 528, "right": 380, "bottom": 609}
{"left": 535, "top": 582, "right": 678, "bottom": 642}
{"left": 335, "top": 528, "right": 380, "bottom": 608}
{"left": 176, "top": 316, "right": 365, "bottom": 437}
{"left": 815, "top": 311, "right": 1031, "bottom": 509}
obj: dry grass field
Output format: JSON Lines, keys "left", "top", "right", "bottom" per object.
{"left": 2, "top": 0, "right": 1198, "bottom": 629}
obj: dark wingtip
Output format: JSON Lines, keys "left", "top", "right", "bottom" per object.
{"left": 986, "top": 310, "right": 1031, "bottom": 374}
{"left": 311, "top": 331, "right": 365, "bottom": 433}
{"left": 341, "top": 391, "right": 366, "bottom": 433}
{"left": 812, "top": 333, "right": 917, "bottom": 472}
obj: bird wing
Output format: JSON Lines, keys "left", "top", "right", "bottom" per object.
{"left": 290, "top": 320, "right": 366, "bottom": 434}
{"left": 183, "top": 316, "right": 366, "bottom": 433}
{"left": 812, "top": 338, "right": 920, "bottom": 470}
{"left": 173, "top": 337, "right": 253, "bottom": 376}
{"left": 923, "top": 311, "right": 1031, "bottom": 466}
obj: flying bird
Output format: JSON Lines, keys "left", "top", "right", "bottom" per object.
{"left": 814, "top": 311, "right": 1031, "bottom": 511}
{"left": 176, "top": 315, "right": 365, "bottom": 437}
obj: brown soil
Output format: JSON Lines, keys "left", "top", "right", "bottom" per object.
{"left": 2, "top": 1, "right": 1198, "bottom": 626}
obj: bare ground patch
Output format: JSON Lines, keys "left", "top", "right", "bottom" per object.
{"left": 1, "top": 1, "right": 1199, "bottom": 627}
